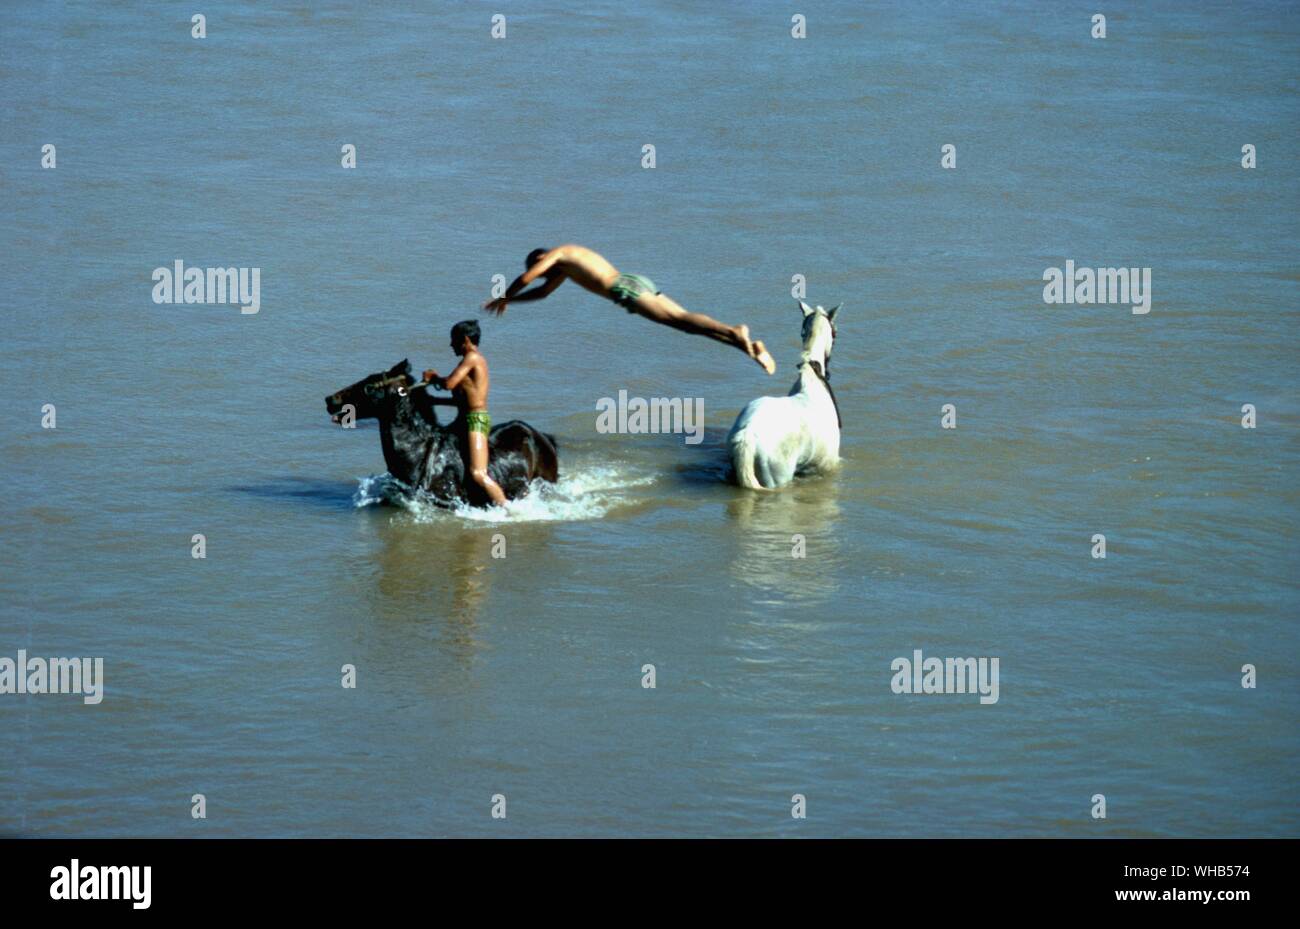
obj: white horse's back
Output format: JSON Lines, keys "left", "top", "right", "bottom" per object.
{"left": 728, "top": 301, "right": 843, "bottom": 490}
{"left": 728, "top": 395, "right": 806, "bottom": 489}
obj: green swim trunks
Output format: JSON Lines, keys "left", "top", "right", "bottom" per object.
{"left": 608, "top": 273, "right": 660, "bottom": 311}
{"left": 466, "top": 410, "right": 491, "bottom": 435}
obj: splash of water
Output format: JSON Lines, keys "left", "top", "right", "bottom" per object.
{"left": 353, "top": 465, "right": 655, "bottom": 523}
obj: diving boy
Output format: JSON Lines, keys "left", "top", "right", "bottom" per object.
{"left": 482, "top": 244, "right": 776, "bottom": 374}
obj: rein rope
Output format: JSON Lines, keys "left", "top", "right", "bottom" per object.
{"left": 369, "top": 374, "right": 434, "bottom": 397}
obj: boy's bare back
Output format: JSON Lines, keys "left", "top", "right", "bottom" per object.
{"left": 452, "top": 350, "right": 490, "bottom": 412}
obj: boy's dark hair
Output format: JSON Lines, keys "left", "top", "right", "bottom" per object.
{"left": 451, "top": 319, "right": 481, "bottom": 346}
{"left": 526, "top": 248, "right": 549, "bottom": 267}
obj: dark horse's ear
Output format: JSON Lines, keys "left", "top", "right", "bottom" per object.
{"left": 391, "top": 359, "right": 411, "bottom": 376}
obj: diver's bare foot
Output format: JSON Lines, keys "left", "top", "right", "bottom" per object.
{"left": 737, "top": 325, "right": 776, "bottom": 374}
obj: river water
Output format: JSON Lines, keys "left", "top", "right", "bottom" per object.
{"left": 2, "top": 1, "right": 1297, "bottom": 836}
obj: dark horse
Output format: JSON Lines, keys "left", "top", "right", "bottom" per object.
{"left": 325, "top": 360, "right": 558, "bottom": 506}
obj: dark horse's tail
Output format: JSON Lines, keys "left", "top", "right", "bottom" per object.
{"left": 534, "top": 430, "right": 559, "bottom": 482}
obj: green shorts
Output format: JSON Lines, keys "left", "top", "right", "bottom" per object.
{"left": 608, "top": 273, "right": 660, "bottom": 311}
{"left": 466, "top": 410, "right": 491, "bottom": 435}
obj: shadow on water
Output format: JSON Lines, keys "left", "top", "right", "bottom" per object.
{"left": 663, "top": 424, "right": 735, "bottom": 487}
{"left": 643, "top": 422, "right": 847, "bottom": 604}
{"left": 725, "top": 474, "right": 844, "bottom": 606}
{"left": 361, "top": 515, "right": 557, "bottom": 666}
{"left": 228, "top": 475, "right": 359, "bottom": 511}
{"left": 367, "top": 519, "right": 490, "bottom": 633}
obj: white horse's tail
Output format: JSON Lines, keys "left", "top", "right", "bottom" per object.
{"left": 728, "top": 424, "right": 767, "bottom": 490}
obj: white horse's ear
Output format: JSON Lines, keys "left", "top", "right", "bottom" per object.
{"left": 828, "top": 304, "right": 842, "bottom": 320}
{"left": 798, "top": 300, "right": 815, "bottom": 317}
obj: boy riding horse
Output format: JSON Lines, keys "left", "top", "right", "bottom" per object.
{"left": 423, "top": 320, "right": 509, "bottom": 508}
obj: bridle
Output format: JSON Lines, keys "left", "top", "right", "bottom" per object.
{"left": 366, "top": 373, "right": 431, "bottom": 397}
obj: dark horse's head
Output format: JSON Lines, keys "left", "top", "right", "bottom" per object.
{"left": 325, "top": 359, "right": 415, "bottom": 423}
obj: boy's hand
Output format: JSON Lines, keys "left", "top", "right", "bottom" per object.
{"left": 483, "top": 297, "right": 507, "bottom": 316}
{"left": 422, "top": 369, "right": 439, "bottom": 385}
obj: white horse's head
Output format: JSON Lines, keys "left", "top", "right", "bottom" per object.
{"left": 797, "top": 300, "right": 841, "bottom": 378}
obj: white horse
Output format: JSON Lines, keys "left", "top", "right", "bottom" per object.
{"left": 728, "top": 301, "right": 842, "bottom": 489}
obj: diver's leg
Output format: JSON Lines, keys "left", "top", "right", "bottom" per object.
{"left": 630, "top": 292, "right": 776, "bottom": 374}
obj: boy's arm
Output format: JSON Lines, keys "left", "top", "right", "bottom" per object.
{"left": 438, "top": 357, "right": 476, "bottom": 392}
{"left": 420, "top": 360, "right": 468, "bottom": 391}
{"left": 484, "top": 252, "right": 562, "bottom": 314}
{"left": 499, "top": 275, "right": 563, "bottom": 304}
